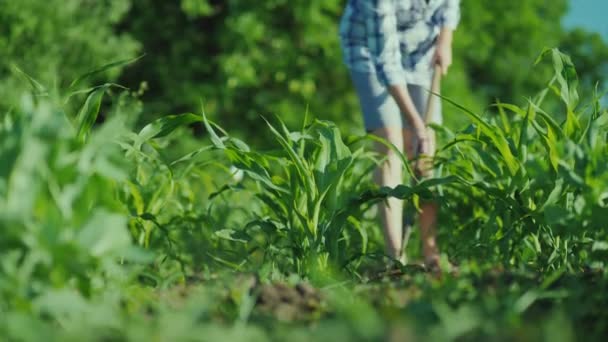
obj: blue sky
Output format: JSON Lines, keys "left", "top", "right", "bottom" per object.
{"left": 564, "top": 0, "right": 608, "bottom": 40}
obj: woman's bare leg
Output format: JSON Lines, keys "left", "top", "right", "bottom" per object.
{"left": 372, "top": 127, "right": 404, "bottom": 261}
{"left": 403, "top": 128, "right": 441, "bottom": 265}
{"left": 420, "top": 202, "right": 440, "bottom": 265}
{"left": 401, "top": 128, "right": 416, "bottom": 257}
{"left": 420, "top": 130, "right": 441, "bottom": 266}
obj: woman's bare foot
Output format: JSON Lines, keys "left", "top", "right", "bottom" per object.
{"left": 423, "top": 252, "right": 459, "bottom": 276}
{"left": 423, "top": 252, "right": 441, "bottom": 273}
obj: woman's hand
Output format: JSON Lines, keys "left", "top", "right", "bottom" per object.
{"left": 413, "top": 125, "right": 432, "bottom": 177}
{"left": 413, "top": 123, "right": 430, "bottom": 155}
{"left": 434, "top": 28, "right": 454, "bottom": 75}
{"left": 413, "top": 122, "right": 433, "bottom": 177}
{"left": 386, "top": 84, "right": 435, "bottom": 176}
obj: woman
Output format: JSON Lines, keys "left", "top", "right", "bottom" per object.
{"left": 339, "top": 0, "right": 460, "bottom": 268}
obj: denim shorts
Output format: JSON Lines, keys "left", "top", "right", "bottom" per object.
{"left": 350, "top": 71, "right": 442, "bottom": 132}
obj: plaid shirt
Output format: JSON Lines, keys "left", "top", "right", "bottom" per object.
{"left": 339, "top": 0, "right": 460, "bottom": 87}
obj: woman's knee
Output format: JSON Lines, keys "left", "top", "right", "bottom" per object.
{"left": 370, "top": 127, "right": 404, "bottom": 155}
{"left": 370, "top": 127, "right": 404, "bottom": 185}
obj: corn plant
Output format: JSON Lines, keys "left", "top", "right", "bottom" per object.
{"left": 435, "top": 48, "right": 608, "bottom": 271}
{"left": 200, "top": 115, "right": 363, "bottom": 273}
{"left": 200, "top": 107, "right": 464, "bottom": 275}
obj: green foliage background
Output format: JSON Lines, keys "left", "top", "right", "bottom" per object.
{"left": 2, "top": 0, "right": 607, "bottom": 138}
{"left": 0, "top": 0, "right": 139, "bottom": 106}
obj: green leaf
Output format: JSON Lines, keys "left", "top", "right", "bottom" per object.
{"left": 68, "top": 55, "right": 144, "bottom": 92}
{"left": 592, "top": 241, "right": 608, "bottom": 251}
{"left": 225, "top": 149, "right": 289, "bottom": 194}
{"left": 215, "top": 229, "right": 250, "bottom": 243}
{"left": 202, "top": 109, "right": 226, "bottom": 149}
{"left": 544, "top": 205, "right": 569, "bottom": 225}
{"left": 11, "top": 65, "right": 47, "bottom": 94}
{"left": 170, "top": 145, "right": 215, "bottom": 166}
{"left": 550, "top": 49, "right": 580, "bottom": 112}
{"left": 540, "top": 179, "right": 564, "bottom": 210}
{"left": 76, "top": 84, "right": 110, "bottom": 141}
{"left": 544, "top": 118, "right": 560, "bottom": 172}
{"left": 439, "top": 94, "right": 520, "bottom": 175}
{"left": 256, "top": 193, "right": 289, "bottom": 219}
{"left": 514, "top": 290, "right": 539, "bottom": 313}
{"left": 263, "top": 116, "right": 312, "bottom": 190}
{"left": 244, "top": 218, "right": 285, "bottom": 237}
{"left": 228, "top": 136, "right": 251, "bottom": 152}
{"left": 137, "top": 113, "right": 203, "bottom": 147}
{"left": 529, "top": 102, "right": 565, "bottom": 138}
{"left": 33, "top": 289, "right": 90, "bottom": 319}
{"left": 311, "top": 120, "right": 353, "bottom": 195}
{"left": 78, "top": 210, "right": 131, "bottom": 257}
{"left": 209, "top": 183, "right": 245, "bottom": 200}
{"left": 364, "top": 133, "right": 415, "bottom": 180}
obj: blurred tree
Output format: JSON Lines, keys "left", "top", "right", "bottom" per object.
{"left": 1, "top": 0, "right": 606, "bottom": 141}
{"left": 0, "top": 0, "right": 139, "bottom": 106}
{"left": 455, "top": 0, "right": 569, "bottom": 103}
{"left": 119, "top": 0, "right": 361, "bottom": 144}
{"left": 559, "top": 28, "right": 608, "bottom": 94}
{"left": 119, "top": 0, "right": 608, "bottom": 139}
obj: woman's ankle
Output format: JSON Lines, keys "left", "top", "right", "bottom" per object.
{"left": 422, "top": 243, "right": 440, "bottom": 262}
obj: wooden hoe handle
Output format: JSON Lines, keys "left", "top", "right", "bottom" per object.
{"left": 425, "top": 64, "right": 442, "bottom": 125}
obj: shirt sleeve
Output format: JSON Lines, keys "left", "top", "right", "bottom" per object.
{"left": 438, "top": 0, "right": 461, "bottom": 30}
{"left": 362, "top": 0, "right": 406, "bottom": 87}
